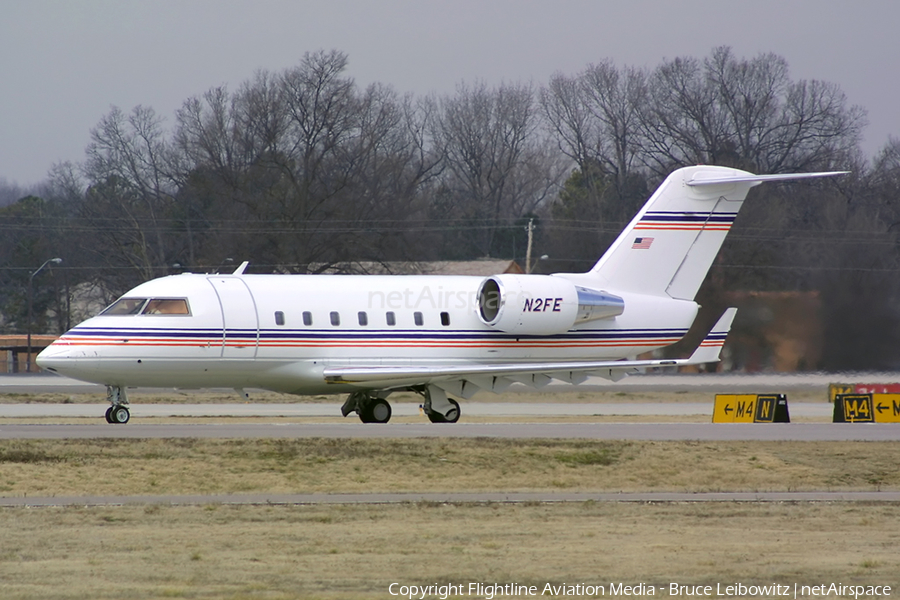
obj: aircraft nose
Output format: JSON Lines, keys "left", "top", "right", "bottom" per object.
{"left": 35, "top": 343, "right": 79, "bottom": 373}
{"left": 35, "top": 338, "right": 108, "bottom": 385}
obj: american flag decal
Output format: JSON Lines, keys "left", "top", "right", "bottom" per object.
{"left": 632, "top": 237, "right": 654, "bottom": 250}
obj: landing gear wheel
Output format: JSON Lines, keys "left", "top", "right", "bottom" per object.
{"left": 105, "top": 386, "right": 130, "bottom": 424}
{"left": 110, "top": 406, "right": 131, "bottom": 424}
{"left": 369, "top": 398, "right": 392, "bottom": 423}
{"left": 359, "top": 398, "right": 392, "bottom": 424}
{"left": 426, "top": 399, "right": 460, "bottom": 423}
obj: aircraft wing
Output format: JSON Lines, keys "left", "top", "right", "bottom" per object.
{"left": 323, "top": 308, "right": 737, "bottom": 396}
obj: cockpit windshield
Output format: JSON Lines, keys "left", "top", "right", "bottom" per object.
{"left": 101, "top": 298, "right": 148, "bottom": 315}
{"left": 143, "top": 299, "right": 190, "bottom": 315}
{"left": 101, "top": 298, "right": 190, "bottom": 316}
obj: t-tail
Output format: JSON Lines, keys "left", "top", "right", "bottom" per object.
{"left": 588, "top": 166, "right": 848, "bottom": 300}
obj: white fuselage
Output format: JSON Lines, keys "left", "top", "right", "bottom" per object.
{"left": 37, "top": 272, "right": 699, "bottom": 395}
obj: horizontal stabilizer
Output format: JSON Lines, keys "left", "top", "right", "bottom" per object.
{"left": 686, "top": 171, "right": 849, "bottom": 187}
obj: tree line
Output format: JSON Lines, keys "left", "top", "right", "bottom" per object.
{"left": 2, "top": 46, "right": 900, "bottom": 370}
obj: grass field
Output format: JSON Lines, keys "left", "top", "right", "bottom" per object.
{"left": 1, "top": 438, "right": 899, "bottom": 497}
{"left": 2, "top": 502, "right": 899, "bottom": 600}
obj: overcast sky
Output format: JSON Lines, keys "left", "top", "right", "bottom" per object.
{"left": 2, "top": 0, "right": 898, "bottom": 186}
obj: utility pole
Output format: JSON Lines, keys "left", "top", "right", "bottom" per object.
{"left": 27, "top": 257, "right": 62, "bottom": 372}
{"left": 525, "top": 218, "right": 534, "bottom": 274}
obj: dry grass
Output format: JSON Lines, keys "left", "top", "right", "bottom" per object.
{"left": 1, "top": 502, "right": 898, "bottom": 599}
{"left": 1, "top": 438, "right": 899, "bottom": 497}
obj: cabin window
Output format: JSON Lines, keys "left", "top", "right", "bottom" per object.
{"left": 101, "top": 298, "right": 148, "bottom": 316}
{"left": 302, "top": 311, "right": 313, "bottom": 326}
{"left": 385, "top": 311, "right": 396, "bottom": 326}
{"left": 274, "top": 311, "right": 285, "bottom": 326}
{"left": 440, "top": 312, "right": 451, "bottom": 326}
{"left": 330, "top": 311, "right": 341, "bottom": 326}
{"left": 414, "top": 311, "right": 424, "bottom": 326}
{"left": 142, "top": 298, "right": 190, "bottom": 315}
{"left": 358, "top": 311, "right": 368, "bottom": 326}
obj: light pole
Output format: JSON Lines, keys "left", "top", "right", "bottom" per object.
{"left": 27, "top": 257, "right": 62, "bottom": 372}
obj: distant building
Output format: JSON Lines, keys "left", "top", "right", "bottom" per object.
{"left": 722, "top": 290, "right": 823, "bottom": 372}
{"left": 1, "top": 335, "right": 56, "bottom": 373}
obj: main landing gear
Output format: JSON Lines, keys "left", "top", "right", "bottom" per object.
{"left": 341, "top": 391, "right": 393, "bottom": 424}
{"left": 340, "top": 385, "right": 462, "bottom": 424}
{"left": 421, "top": 385, "right": 460, "bottom": 423}
{"left": 104, "top": 386, "right": 130, "bottom": 424}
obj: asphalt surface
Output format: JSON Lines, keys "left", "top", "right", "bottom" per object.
{"left": 0, "top": 401, "right": 835, "bottom": 418}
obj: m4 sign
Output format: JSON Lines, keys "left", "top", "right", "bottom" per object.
{"left": 833, "top": 393, "right": 900, "bottom": 423}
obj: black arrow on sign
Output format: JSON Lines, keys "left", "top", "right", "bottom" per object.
{"left": 724, "top": 405, "right": 733, "bottom": 415}
{"left": 876, "top": 402, "right": 889, "bottom": 414}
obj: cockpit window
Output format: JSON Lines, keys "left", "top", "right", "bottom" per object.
{"left": 101, "top": 298, "right": 148, "bottom": 315}
{"left": 100, "top": 297, "right": 190, "bottom": 316}
{"left": 142, "top": 298, "right": 190, "bottom": 315}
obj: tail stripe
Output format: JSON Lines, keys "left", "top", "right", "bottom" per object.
{"left": 634, "top": 211, "right": 738, "bottom": 232}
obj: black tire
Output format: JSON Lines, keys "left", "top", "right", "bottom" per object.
{"left": 105, "top": 407, "right": 114, "bottom": 423}
{"left": 369, "top": 398, "right": 392, "bottom": 424}
{"left": 359, "top": 398, "right": 392, "bottom": 424}
{"left": 426, "top": 399, "right": 460, "bottom": 423}
{"left": 110, "top": 406, "right": 130, "bottom": 424}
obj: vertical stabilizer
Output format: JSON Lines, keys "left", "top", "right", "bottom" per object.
{"left": 587, "top": 166, "right": 846, "bottom": 300}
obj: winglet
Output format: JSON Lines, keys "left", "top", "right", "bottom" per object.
{"left": 686, "top": 308, "right": 738, "bottom": 365}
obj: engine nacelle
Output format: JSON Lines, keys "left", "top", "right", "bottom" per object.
{"left": 476, "top": 274, "right": 624, "bottom": 335}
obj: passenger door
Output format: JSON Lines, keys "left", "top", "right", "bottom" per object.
{"left": 207, "top": 277, "right": 259, "bottom": 359}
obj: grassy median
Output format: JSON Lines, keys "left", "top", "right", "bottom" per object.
{"left": 1, "top": 501, "right": 899, "bottom": 599}
{"left": 1, "top": 438, "right": 899, "bottom": 497}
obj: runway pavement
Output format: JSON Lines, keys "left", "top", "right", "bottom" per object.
{"left": 0, "top": 372, "right": 892, "bottom": 439}
{"left": 0, "top": 401, "right": 835, "bottom": 418}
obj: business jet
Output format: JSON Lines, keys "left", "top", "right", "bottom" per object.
{"left": 37, "top": 165, "right": 846, "bottom": 424}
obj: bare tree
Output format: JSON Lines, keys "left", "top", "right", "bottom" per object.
{"left": 640, "top": 54, "right": 732, "bottom": 173}
{"left": 638, "top": 47, "right": 867, "bottom": 175}
{"left": 540, "top": 63, "right": 650, "bottom": 268}
{"left": 80, "top": 105, "right": 182, "bottom": 287}
{"left": 541, "top": 71, "right": 596, "bottom": 169}
{"left": 542, "top": 61, "right": 647, "bottom": 189}
{"left": 172, "top": 50, "right": 441, "bottom": 272}
{"left": 433, "top": 80, "right": 559, "bottom": 258}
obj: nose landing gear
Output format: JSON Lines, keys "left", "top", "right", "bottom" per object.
{"left": 104, "top": 386, "right": 131, "bottom": 424}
